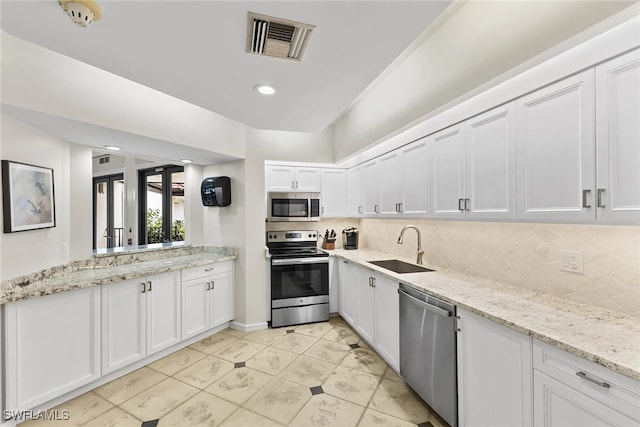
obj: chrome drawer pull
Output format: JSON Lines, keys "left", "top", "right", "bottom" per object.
{"left": 576, "top": 371, "right": 610, "bottom": 388}
{"left": 582, "top": 189, "right": 592, "bottom": 208}
{"left": 597, "top": 188, "right": 606, "bottom": 208}
{"left": 205, "top": 267, "right": 214, "bottom": 272}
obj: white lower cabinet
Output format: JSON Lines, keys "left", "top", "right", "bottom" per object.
{"left": 5, "top": 287, "right": 101, "bottom": 411}
{"left": 328, "top": 257, "right": 338, "bottom": 313}
{"left": 338, "top": 259, "right": 400, "bottom": 370}
{"left": 456, "top": 308, "right": 533, "bottom": 427}
{"left": 533, "top": 340, "right": 640, "bottom": 427}
{"left": 101, "top": 271, "right": 181, "bottom": 374}
{"left": 181, "top": 261, "right": 234, "bottom": 340}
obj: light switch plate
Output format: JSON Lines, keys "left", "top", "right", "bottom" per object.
{"left": 559, "top": 250, "right": 583, "bottom": 274}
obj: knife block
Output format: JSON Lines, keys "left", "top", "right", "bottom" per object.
{"left": 322, "top": 241, "right": 335, "bottom": 250}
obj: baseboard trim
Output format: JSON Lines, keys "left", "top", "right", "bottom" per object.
{"left": 230, "top": 321, "right": 268, "bottom": 332}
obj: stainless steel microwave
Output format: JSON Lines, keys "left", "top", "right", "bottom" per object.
{"left": 267, "top": 192, "right": 321, "bottom": 222}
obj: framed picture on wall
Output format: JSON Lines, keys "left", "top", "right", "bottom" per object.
{"left": 2, "top": 160, "right": 56, "bottom": 233}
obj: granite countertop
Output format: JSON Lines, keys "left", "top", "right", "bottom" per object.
{"left": 1, "top": 245, "right": 238, "bottom": 305}
{"left": 328, "top": 248, "right": 640, "bottom": 381}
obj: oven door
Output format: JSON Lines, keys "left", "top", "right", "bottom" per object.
{"left": 271, "top": 257, "right": 329, "bottom": 307}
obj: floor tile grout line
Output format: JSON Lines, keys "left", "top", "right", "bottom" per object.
{"left": 93, "top": 368, "right": 170, "bottom": 408}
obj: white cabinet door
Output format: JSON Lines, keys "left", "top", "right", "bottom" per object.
{"left": 211, "top": 270, "right": 234, "bottom": 327}
{"left": 181, "top": 277, "right": 210, "bottom": 339}
{"left": 328, "top": 257, "right": 339, "bottom": 313}
{"left": 266, "top": 165, "right": 296, "bottom": 191}
{"left": 466, "top": 103, "right": 517, "bottom": 220}
{"left": 373, "top": 274, "right": 399, "bottom": 370}
{"left": 430, "top": 125, "right": 466, "bottom": 219}
{"left": 101, "top": 278, "right": 146, "bottom": 374}
{"left": 338, "top": 259, "right": 358, "bottom": 326}
{"left": 356, "top": 269, "right": 375, "bottom": 344}
{"left": 361, "top": 160, "right": 380, "bottom": 215}
{"left": 533, "top": 371, "right": 637, "bottom": 427}
{"left": 346, "top": 166, "right": 363, "bottom": 216}
{"left": 596, "top": 49, "right": 640, "bottom": 224}
{"left": 6, "top": 288, "right": 100, "bottom": 411}
{"left": 516, "top": 70, "right": 596, "bottom": 222}
{"left": 321, "top": 169, "right": 347, "bottom": 217}
{"left": 145, "top": 272, "right": 181, "bottom": 355}
{"left": 457, "top": 308, "right": 533, "bottom": 427}
{"left": 378, "top": 151, "right": 401, "bottom": 216}
{"left": 400, "top": 138, "right": 429, "bottom": 216}
{"left": 295, "top": 167, "right": 322, "bottom": 192}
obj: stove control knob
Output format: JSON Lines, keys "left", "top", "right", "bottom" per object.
{"left": 313, "top": 233, "right": 316, "bottom": 238}
{"left": 308, "top": 234, "right": 312, "bottom": 238}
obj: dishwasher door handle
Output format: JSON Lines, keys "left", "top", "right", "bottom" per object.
{"left": 399, "top": 289, "right": 452, "bottom": 317}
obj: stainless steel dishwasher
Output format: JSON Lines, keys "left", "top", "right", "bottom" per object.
{"left": 399, "top": 283, "right": 457, "bottom": 427}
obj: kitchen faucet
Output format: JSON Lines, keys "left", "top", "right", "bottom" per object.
{"left": 397, "top": 225, "right": 424, "bottom": 265}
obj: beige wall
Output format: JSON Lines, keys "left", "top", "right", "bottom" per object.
{"left": 360, "top": 219, "right": 640, "bottom": 318}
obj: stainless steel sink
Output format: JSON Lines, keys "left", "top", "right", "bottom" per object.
{"left": 368, "top": 259, "right": 434, "bottom": 274}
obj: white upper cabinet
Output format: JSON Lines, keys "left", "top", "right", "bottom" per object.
{"left": 465, "top": 102, "right": 517, "bottom": 220}
{"left": 346, "top": 166, "right": 363, "bottom": 216}
{"left": 400, "top": 138, "right": 429, "bottom": 216}
{"left": 596, "top": 49, "right": 640, "bottom": 224}
{"left": 361, "top": 159, "right": 380, "bottom": 215}
{"left": 320, "top": 168, "right": 347, "bottom": 217}
{"left": 429, "top": 124, "right": 466, "bottom": 219}
{"left": 516, "top": 69, "right": 596, "bottom": 222}
{"left": 378, "top": 151, "right": 402, "bottom": 216}
{"left": 266, "top": 165, "right": 321, "bottom": 192}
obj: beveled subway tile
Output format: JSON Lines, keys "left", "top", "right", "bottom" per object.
{"left": 173, "top": 356, "right": 235, "bottom": 389}
{"left": 358, "top": 408, "right": 419, "bottom": 427}
{"left": 245, "top": 347, "right": 298, "bottom": 376}
{"left": 158, "top": 391, "right": 237, "bottom": 427}
{"left": 289, "top": 394, "right": 365, "bottom": 427}
{"left": 244, "top": 378, "right": 311, "bottom": 424}
{"left": 322, "top": 365, "right": 381, "bottom": 406}
{"left": 212, "top": 339, "right": 266, "bottom": 363}
{"left": 369, "top": 378, "right": 432, "bottom": 424}
{"left": 189, "top": 333, "right": 239, "bottom": 355}
{"left": 205, "top": 367, "right": 273, "bottom": 405}
{"left": 341, "top": 347, "right": 388, "bottom": 376}
{"left": 278, "top": 355, "right": 335, "bottom": 387}
{"left": 270, "top": 333, "right": 318, "bottom": 354}
{"left": 81, "top": 407, "right": 140, "bottom": 427}
{"left": 218, "top": 409, "right": 284, "bottom": 427}
{"left": 304, "top": 338, "right": 351, "bottom": 365}
{"left": 148, "top": 347, "right": 207, "bottom": 376}
{"left": 120, "top": 378, "right": 199, "bottom": 420}
{"left": 94, "top": 367, "right": 167, "bottom": 406}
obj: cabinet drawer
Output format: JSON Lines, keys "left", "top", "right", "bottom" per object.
{"left": 533, "top": 339, "right": 640, "bottom": 421}
{"left": 182, "top": 261, "right": 233, "bottom": 282}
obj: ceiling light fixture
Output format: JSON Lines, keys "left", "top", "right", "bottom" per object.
{"left": 59, "top": 0, "right": 103, "bottom": 28}
{"left": 180, "top": 159, "right": 193, "bottom": 164}
{"left": 254, "top": 84, "right": 277, "bottom": 96}
{"left": 103, "top": 145, "right": 120, "bottom": 151}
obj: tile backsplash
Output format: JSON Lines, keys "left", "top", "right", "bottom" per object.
{"left": 359, "top": 219, "right": 640, "bottom": 318}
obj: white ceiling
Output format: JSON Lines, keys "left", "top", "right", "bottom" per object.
{"left": 0, "top": 0, "right": 452, "bottom": 134}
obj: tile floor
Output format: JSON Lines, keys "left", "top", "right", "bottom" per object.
{"left": 21, "top": 317, "right": 448, "bottom": 427}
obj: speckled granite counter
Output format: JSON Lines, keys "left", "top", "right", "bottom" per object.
{"left": 328, "top": 248, "right": 640, "bottom": 381}
{"left": 1, "top": 245, "right": 237, "bottom": 304}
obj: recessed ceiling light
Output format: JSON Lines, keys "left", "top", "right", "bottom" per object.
{"left": 103, "top": 145, "right": 120, "bottom": 151}
{"left": 180, "top": 159, "right": 193, "bottom": 164}
{"left": 254, "top": 84, "right": 277, "bottom": 95}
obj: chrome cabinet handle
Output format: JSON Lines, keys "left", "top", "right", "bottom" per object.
{"left": 343, "top": 259, "right": 350, "bottom": 264}
{"left": 295, "top": 181, "right": 299, "bottom": 189}
{"left": 371, "top": 277, "right": 376, "bottom": 287}
{"left": 206, "top": 281, "right": 211, "bottom": 291}
{"left": 368, "top": 277, "right": 372, "bottom": 286}
{"left": 597, "top": 188, "right": 605, "bottom": 208}
{"left": 458, "top": 198, "right": 464, "bottom": 211}
{"left": 358, "top": 206, "right": 363, "bottom": 214}
{"left": 205, "top": 267, "right": 214, "bottom": 272}
{"left": 464, "top": 198, "right": 470, "bottom": 211}
{"left": 576, "top": 371, "right": 610, "bottom": 388}
{"left": 211, "top": 281, "right": 215, "bottom": 290}
{"left": 395, "top": 203, "right": 399, "bottom": 213}
{"left": 374, "top": 204, "right": 379, "bottom": 213}
{"left": 321, "top": 206, "right": 325, "bottom": 214}
{"left": 582, "top": 189, "right": 592, "bottom": 208}
{"left": 141, "top": 282, "right": 146, "bottom": 293}
{"left": 147, "top": 281, "right": 152, "bottom": 292}
{"left": 291, "top": 180, "right": 295, "bottom": 189}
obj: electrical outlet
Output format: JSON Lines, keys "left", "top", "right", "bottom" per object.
{"left": 559, "top": 250, "right": 583, "bottom": 274}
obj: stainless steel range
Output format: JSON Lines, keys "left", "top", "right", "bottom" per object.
{"left": 267, "top": 230, "right": 329, "bottom": 328}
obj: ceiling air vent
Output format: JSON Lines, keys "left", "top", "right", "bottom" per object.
{"left": 247, "top": 12, "right": 315, "bottom": 61}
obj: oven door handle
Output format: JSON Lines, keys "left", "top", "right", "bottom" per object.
{"left": 272, "top": 257, "right": 328, "bottom": 266}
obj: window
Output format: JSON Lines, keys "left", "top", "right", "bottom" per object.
{"left": 93, "top": 174, "right": 125, "bottom": 249}
{"left": 138, "top": 165, "right": 185, "bottom": 244}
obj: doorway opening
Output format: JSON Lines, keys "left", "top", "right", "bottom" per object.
{"left": 93, "top": 174, "right": 125, "bottom": 250}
